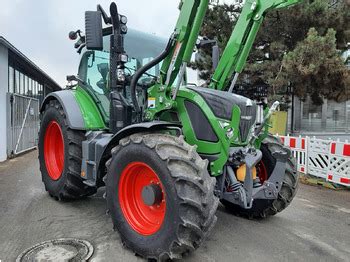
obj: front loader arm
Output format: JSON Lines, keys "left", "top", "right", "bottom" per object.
{"left": 145, "top": 0, "right": 210, "bottom": 120}
{"left": 209, "top": 0, "right": 301, "bottom": 91}
{"left": 159, "top": 0, "right": 209, "bottom": 88}
{"left": 133, "top": 0, "right": 210, "bottom": 118}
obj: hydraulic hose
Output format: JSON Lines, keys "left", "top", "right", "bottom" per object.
{"left": 130, "top": 37, "right": 174, "bottom": 114}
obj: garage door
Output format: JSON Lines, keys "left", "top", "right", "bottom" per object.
{"left": 6, "top": 93, "right": 40, "bottom": 156}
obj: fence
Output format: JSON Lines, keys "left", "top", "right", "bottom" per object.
{"left": 277, "top": 135, "right": 350, "bottom": 187}
{"left": 6, "top": 93, "right": 40, "bottom": 156}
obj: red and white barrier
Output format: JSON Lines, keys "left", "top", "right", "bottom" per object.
{"left": 276, "top": 135, "right": 350, "bottom": 187}
{"left": 279, "top": 136, "right": 307, "bottom": 174}
{"left": 328, "top": 141, "right": 350, "bottom": 186}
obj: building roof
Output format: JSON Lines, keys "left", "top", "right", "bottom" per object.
{"left": 0, "top": 36, "right": 61, "bottom": 91}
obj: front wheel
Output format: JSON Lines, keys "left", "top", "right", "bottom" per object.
{"left": 106, "top": 133, "right": 218, "bottom": 261}
{"left": 221, "top": 134, "right": 299, "bottom": 218}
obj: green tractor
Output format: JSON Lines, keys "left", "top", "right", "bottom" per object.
{"left": 38, "top": 0, "right": 300, "bottom": 260}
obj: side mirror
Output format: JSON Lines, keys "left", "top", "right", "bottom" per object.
{"left": 85, "top": 11, "right": 103, "bottom": 50}
{"left": 212, "top": 44, "right": 220, "bottom": 70}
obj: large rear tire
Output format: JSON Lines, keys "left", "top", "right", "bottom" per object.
{"left": 221, "top": 135, "right": 299, "bottom": 218}
{"left": 106, "top": 133, "right": 219, "bottom": 261}
{"left": 38, "top": 100, "right": 96, "bottom": 200}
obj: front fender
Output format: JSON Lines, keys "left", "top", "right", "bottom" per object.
{"left": 95, "top": 121, "right": 182, "bottom": 181}
{"left": 111, "top": 121, "right": 182, "bottom": 144}
{"left": 40, "top": 88, "right": 106, "bottom": 130}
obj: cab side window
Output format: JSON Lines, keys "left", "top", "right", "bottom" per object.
{"left": 85, "top": 51, "right": 110, "bottom": 95}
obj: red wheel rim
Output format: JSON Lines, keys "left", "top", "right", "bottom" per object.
{"left": 44, "top": 121, "right": 64, "bottom": 180}
{"left": 118, "top": 162, "right": 166, "bottom": 236}
{"left": 257, "top": 161, "right": 268, "bottom": 183}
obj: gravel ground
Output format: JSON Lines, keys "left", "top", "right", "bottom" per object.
{"left": 0, "top": 150, "right": 350, "bottom": 261}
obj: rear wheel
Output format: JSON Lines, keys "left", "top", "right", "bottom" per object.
{"left": 221, "top": 135, "right": 299, "bottom": 218}
{"left": 106, "top": 133, "right": 218, "bottom": 261}
{"left": 38, "top": 100, "right": 96, "bottom": 200}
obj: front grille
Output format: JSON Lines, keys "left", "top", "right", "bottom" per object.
{"left": 239, "top": 104, "right": 257, "bottom": 142}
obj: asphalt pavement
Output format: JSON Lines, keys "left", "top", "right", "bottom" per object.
{"left": 1, "top": 150, "right": 350, "bottom": 261}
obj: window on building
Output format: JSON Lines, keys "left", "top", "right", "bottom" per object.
{"left": 18, "top": 72, "right": 21, "bottom": 94}
{"left": 20, "top": 72, "right": 24, "bottom": 95}
{"left": 301, "top": 97, "right": 322, "bottom": 131}
{"left": 34, "top": 81, "right": 38, "bottom": 97}
{"left": 299, "top": 97, "right": 349, "bottom": 133}
{"left": 326, "top": 101, "right": 346, "bottom": 132}
{"left": 23, "top": 74, "right": 26, "bottom": 95}
{"left": 23, "top": 75, "right": 28, "bottom": 96}
{"left": 28, "top": 79, "right": 33, "bottom": 97}
{"left": 38, "top": 83, "right": 43, "bottom": 101}
{"left": 8, "top": 66, "right": 14, "bottom": 93}
{"left": 15, "top": 70, "right": 20, "bottom": 94}
{"left": 32, "top": 80, "right": 35, "bottom": 97}
{"left": 26, "top": 76, "right": 30, "bottom": 96}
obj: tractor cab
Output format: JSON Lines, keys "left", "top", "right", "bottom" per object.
{"left": 76, "top": 28, "right": 167, "bottom": 124}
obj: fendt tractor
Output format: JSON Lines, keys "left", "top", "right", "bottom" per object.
{"left": 38, "top": 0, "right": 300, "bottom": 260}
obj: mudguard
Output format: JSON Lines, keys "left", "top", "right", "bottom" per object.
{"left": 40, "top": 90, "right": 86, "bottom": 130}
{"left": 111, "top": 121, "right": 182, "bottom": 145}
{"left": 40, "top": 89, "right": 106, "bottom": 130}
{"left": 82, "top": 121, "right": 182, "bottom": 186}
{"left": 99, "top": 120, "right": 182, "bottom": 168}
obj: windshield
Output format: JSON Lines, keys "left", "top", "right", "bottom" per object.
{"left": 78, "top": 29, "right": 167, "bottom": 121}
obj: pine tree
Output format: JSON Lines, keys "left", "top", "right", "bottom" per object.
{"left": 279, "top": 28, "right": 350, "bottom": 104}
{"left": 193, "top": 0, "right": 350, "bottom": 104}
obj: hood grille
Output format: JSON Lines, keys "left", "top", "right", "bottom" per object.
{"left": 239, "top": 104, "right": 257, "bottom": 142}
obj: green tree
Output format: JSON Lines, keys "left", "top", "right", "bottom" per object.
{"left": 278, "top": 28, "right": 350, "bottom": 104}
{"left": 194, "top": 0, "right": 350, "bottom": 104}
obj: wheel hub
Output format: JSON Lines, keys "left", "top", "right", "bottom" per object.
{"left": 118, "top": 162, "right": 166, "bottom": 236}
{"left": 142, "top": 184, "right": 163, "bottom": 206}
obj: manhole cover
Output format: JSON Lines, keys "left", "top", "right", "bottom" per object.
{"left": 16, "top": 238, "right": 94, "bottom": 262}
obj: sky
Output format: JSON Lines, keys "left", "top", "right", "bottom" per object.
{"left": 0, "top": 0, "right": 183, "bottom": 86}
{"left": 1, "top": 0, "right": 237, "bottom": 86}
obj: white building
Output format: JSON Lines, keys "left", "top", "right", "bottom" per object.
{"left": 0, "top": 37, "right": 61, "bottom": 162}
